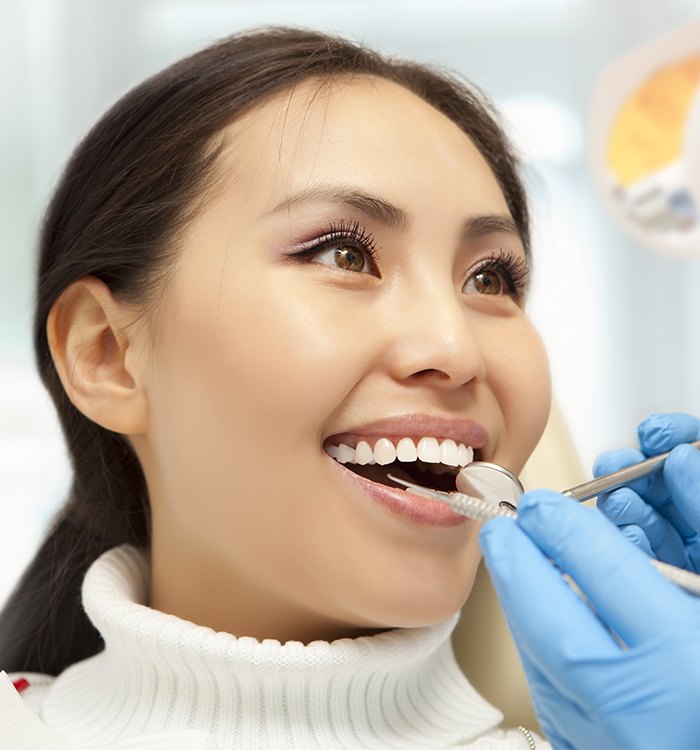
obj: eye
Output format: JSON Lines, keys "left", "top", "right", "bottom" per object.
{"left": 462, "top": 249, "right": 529, "bottom": 300}
{"left": 312, "top": 244, "right": 371, "bottom": 273}
{"left": 290, "top": 220, "right": 379, "bottom": 276}
{"left": 466, "top": 268, "right": 504, "bottom": 295}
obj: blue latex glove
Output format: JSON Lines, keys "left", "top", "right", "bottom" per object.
{"left": 480, "top": 490, "right": 700, "bottom": 750}
{"left": 595, "top": 412, "right": 700, "bottom": 571}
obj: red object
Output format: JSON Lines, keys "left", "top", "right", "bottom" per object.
{"left": 12, "top": 678, "right": 29, "bottom": 693}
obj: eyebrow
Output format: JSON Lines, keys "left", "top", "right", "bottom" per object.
{"left": 269, "top": 185, "right": 521, "bottom": 242}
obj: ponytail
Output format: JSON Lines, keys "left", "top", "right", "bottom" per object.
{"left": 0, "top": 422, "right": 149, "bottom": 674}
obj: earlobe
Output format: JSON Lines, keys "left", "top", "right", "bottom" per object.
{"left": 47, "top": 276, "right": 149, "bottom": 434}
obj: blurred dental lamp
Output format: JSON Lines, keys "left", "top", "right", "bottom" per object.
{"left": 589, "top": 23, "right": 700, "bottom": 256}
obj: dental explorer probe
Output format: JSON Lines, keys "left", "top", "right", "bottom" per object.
{"left": 453, "top": 439, "right": 700, "bottom": 509}
{"left": 560, "top": 439, "right": 700, "bottom": 501}
{"left": 387, "top": 473, "right": 700, "bottom": 596}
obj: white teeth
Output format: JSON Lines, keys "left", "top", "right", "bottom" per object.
{"left": 396, "top": 437, "right": 418, "bottom": 462}
{"left": 458, "top": 444, "right": 474, "bottom": 466}
{"left": 417, "top": 437, "right": 440, "bottom": 463}
{"left": 324, "top": 436, "right": 475, "bottom": 470}
{"left": 440, "top": 439, "right": 460, "bottom": 467}
{"left": 336, "top": 444, "right": 355, "bottom": 464}
{"left": 373, "top": 437, "right": 397, "bottom": 465}
{"left": 354, "top": 440, "right": 374, "bottom": 465}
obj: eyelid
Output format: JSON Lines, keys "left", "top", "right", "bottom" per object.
{"left": 289, "top": 220, "right": 380, "bottom": 275}
{"left": 464, "top": 249, "right": 530, "bottom": 300}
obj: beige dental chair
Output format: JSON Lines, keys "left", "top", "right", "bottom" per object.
{"left": 452, "top": 403, "right": 586, "bottom": 730}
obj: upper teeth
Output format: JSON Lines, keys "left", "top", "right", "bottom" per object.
{"left": 324, "top": 437, "right": 474, "bottom": 468}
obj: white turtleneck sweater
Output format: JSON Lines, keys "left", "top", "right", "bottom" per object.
{"left": 0, "top": 545, "right": 546, "bottom": 749}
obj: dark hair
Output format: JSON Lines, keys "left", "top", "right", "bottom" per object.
{"left": 0, "top": 26, "right": 529, "bottom": 675}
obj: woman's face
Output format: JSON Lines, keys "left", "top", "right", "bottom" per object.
{"left": 132, "top": 76, "right": 551, "bottom": 642}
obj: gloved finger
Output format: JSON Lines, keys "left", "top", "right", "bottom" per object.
{"left": 618, "top": 524, "right": 654, "bottom": 557}
{"left": 593, "top": 448, "right": 653, "bottom": 497}
{"left": 480, "top": 516, "right": 667, "bottom": 724}
{"left": 594, "top": 446, "right": 686, "bottom": 520}
{"left": 515, "top": 490, "right": 693, "bottom": 646}
{"left": 622, "top": 444, "right": 700, "bottom": 543}
{"left": 597, "top": 487, "right": 688, "bottom": 563}
{"left": 637, "top": 412, "right": 700, "bottom": 455}
{"left": 625, "top": 444, "right": 700, "bottom": 554}
{"left": 480, "top": 517, "right": 618, "bottom": 670}
{"left": 597, "top": 488, "right": 661, "bottom": 539}
{"left": 663, "top": 444, "right": 700, "bottom": 537}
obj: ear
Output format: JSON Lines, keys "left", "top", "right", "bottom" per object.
{"left": 47, "top": 276, "right": 149, "bottom": 434}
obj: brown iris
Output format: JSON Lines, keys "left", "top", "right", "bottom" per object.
{"left": 334, "top": 246, "right": 365, "bottom": 272}
{"left": 473, "top": 269, "right": 503, "bottom": 295}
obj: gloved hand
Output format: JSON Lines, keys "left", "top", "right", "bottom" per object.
{"left": 480, "top": 490, "right": 700, "bottom": 750}
{"left": 595, "top": 412, "right": 700, "bottom": 571}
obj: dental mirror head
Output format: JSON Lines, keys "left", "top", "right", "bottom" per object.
{"left": 456, "top": 461, "right": 524, "bottom": 510}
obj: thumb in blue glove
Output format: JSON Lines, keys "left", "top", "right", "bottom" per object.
{"left": 480, "top": 490, "right": 700, "bottom": 750}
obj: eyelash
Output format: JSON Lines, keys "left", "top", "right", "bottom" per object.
{"left": 292, "top": 220, "right": 379, "bottom": 270}
{"left": 469, "top": 249, "right": 530, "bottom": 300}
{"left": 291, "top": 221, "right": 529, "bottom": 299}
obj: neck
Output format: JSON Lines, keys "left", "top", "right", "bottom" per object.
{"left": 150, "top": 586, "right": 392, "bottom": 643}
{"left": 149, "top": 537, "right": 394, "bottom": 644}
{"left": 40, "top": 545, "right": 503, "bottom": 749}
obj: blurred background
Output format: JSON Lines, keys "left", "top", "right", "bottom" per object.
{"left": 1, "top": 0, "right": 700, "bottom": 725}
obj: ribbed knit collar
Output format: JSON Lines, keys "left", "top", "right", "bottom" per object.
{"left": 40, "top": 545, "right": 504, "bottom": 749}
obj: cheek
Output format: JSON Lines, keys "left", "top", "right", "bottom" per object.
{"left": 486, "top": 320, "right": 551, "bottom": 468}
{"left": 150, "top": 278, "right": 375, "bottom": 453}
{"left": 213, "top": 286, "right": 372, "bottom": 425}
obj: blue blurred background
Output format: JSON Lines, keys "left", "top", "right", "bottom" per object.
{"left": 2, "top": 0, "right": 700, "bottom": 605}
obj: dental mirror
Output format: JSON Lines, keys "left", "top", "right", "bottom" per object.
{"left": 456, "top": 437, "right": 700, "bottom": 513}
{"left": 456, "top": 462, "right": 524, "bottom": 510}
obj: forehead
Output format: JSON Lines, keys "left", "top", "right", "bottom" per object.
{"left": 214, "top": 75, "right": 510, "bottom": 217}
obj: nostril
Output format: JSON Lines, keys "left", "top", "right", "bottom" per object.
{"left": 411, "top": 368, "right": 450, "bottom": 380}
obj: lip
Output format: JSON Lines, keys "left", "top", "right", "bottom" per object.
{"left": 324, "top": 413, "right": 489, "bottom": 451}
{"left": 328, "top": 456, "right": 470, "bottom": 527}
{"left": 327, "top": 456, "right": 468, "bottom": 527}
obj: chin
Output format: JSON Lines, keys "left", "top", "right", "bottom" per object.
{"left": 366, "top": 580, "right": 476, "bottom": 632}
{"left": 381, "top": 605, "right": 465, "bottom": 631}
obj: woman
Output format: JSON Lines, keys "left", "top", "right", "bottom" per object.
{"left": 0, "top": 27, "right": 551, "bottom": 747}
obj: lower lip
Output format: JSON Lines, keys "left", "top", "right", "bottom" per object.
{"left": 328, "top": 458, "right": 468, "bottom": 527}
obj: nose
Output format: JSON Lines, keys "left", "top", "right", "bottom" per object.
{"left": 382, "top": 279, "right": 486, "bottom": 388}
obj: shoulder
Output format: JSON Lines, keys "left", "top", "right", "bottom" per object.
{"left": 4, "top": 670, "right": 55, "bottom": 716}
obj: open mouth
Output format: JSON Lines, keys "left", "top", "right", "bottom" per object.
{"left": 324, "top": 436, "right": 476, "bottom": 493}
